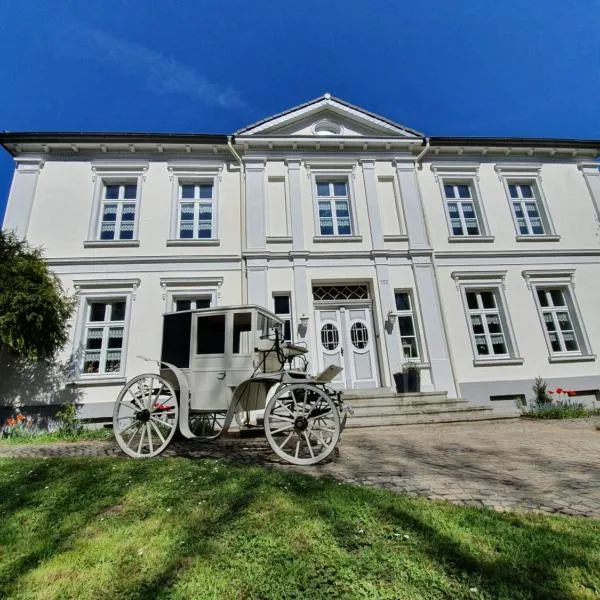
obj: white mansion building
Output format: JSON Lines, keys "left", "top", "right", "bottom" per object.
{"left": 2, "top": 94, "right": 600, "bottom": 418}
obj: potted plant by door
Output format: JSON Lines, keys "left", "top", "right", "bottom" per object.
{"left": 403, "top": 361, "right": 421, "bottom": 393}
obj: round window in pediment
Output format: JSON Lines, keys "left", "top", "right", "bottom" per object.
{"left": 313, "top": 119, "right": 342, "bottom": 136}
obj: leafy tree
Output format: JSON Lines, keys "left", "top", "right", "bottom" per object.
{"left": 0, "top": 230, "right": 74, "bottom": 362}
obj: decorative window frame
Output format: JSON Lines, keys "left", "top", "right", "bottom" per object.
{"left": 494, "top": 164, "right": 560, "bottom": 241}
{"left": 306, "top": 162, "right": 362, "bottom": 242}
{"left": 166, "top": 162, "right": 223, "bottom": 247}
{"left": 451, "top": 271, "right": 523, "bottom": 366}
{"left": 86, "top": 162, "right": 148, "bottom": 247}
{"left": 71, "top": 278, "right": 140, "bottom": 384}
{"left": 522, "top": 270, "right": 595, "bottom": 363}
{"left": 431, "top": 163, "right": 493, "bottom": 242}
{"left": 160, "top": 276, "right": 223, "bottom": 312}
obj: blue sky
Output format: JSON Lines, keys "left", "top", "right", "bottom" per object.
{"left": 1, "top": 0, "right": 600, "bottom": 221}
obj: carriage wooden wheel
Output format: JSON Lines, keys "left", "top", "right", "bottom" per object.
{"left": 113, "top": 373, "right": 179, "bottom": 458}
{"left": 264, "top": 383, "right": 341, "bottom": 465}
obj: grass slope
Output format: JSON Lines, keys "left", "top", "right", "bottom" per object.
{"left": 0, "top": 458, "right": 599, "bottom": 599}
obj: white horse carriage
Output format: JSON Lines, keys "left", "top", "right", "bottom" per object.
{"left": 113, "top": 305, "right": 351, "bottom": 465}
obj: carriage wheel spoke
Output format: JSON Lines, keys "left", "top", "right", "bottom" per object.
{"left": 126, "top": 389, "right": 144, "bottom": 409}
{"left": 151, "top": 383, "right": 165, "bottom": 407}
{"left": 120, "top": 400, "right": 140, "bottom": 413}
{"left": 137, "top": 425, "right": 146, "bottom": 454}
{"left": 278, "top": 431, "right": 294, "bottom": 450}
{"left": 276, "top": 402, "right": 295, "bottom": 418}
{"left": 146, "top": 423, "right": 154, "bottom": 454}
{"left": 294, "top": 438, "right": 301, "bottom": 459}
{"left": 303, "top": 432, "right": 315, "bottom": 459}
{"left": 150, "top": 420, "right": 166, "bottom": 445}
{"left": 150, "top": 416, "right": 175, "bottom": 430}
{"left": 271, "top": 423, "right": 293, "bottom": 435}
{"left": 125, "top": 422, "right": 142, "bottom": 446}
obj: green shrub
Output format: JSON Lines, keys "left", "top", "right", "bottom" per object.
{"left": 524, "top": 401, "right": 590, "bottom": 419}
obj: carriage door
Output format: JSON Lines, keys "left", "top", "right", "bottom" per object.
{"left": 316, "top": 306, "right": 379, "bottom": 390}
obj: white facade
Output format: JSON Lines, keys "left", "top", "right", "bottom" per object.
{"left": 3, "top": 95, "right": 600, "bottom": 417}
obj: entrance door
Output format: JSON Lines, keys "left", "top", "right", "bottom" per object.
{"left": 316, "top": 306, "right": 379, "bottom": 389}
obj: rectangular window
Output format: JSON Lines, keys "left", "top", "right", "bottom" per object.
{"left": 509, "top": 183, "right": 545, "bottom": 235}
{"left": 178, "top": 183, "right": 214, "bottom": 239}
{"left": 316, "top": 180, "right": 352, "bottom": 236}
{"left": 82, "top": 300, "right": 126, "bottom": 374}
{"left": 395, "top": 291, "right": 420, "bottom": 360}
{"left": 535, "top": 287, "right": 580, "bottom": 353}
{"left": 465, "top": 290, "right": 509, "bottom": 357}
{"left": 443, "top": 183, "right": 481, "bottom": 236}
{"left": 273, "top": 294, "right": 292, "bottom": 342}
{"left": 98, "top": 183, "right": 137, "bottom": 240}
{"left": 232, "top": 312, "right": 252, "bottom": 354}
{"left": 174, "top": 297, "right": 212, "bottom": 312}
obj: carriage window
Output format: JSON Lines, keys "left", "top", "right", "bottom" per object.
{"left": 233, "top": 312, "right": 252, "bottom": 354}
{"left": 196, "top": 314, "right": 225, "bottom": 354}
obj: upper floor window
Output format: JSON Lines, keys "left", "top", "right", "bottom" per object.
{"left": 98, "top": 183, "right": 137, "bottom": 241}
{"left": 495, "top": 165, "right": 557, "bottom": 240}
{"left": 395, "top": 291, "right": 421, "bottom": 360}
{"left": 316, "top": 180, "right": 352, "bottom": 236}
{"left": 178, "top": 183, "right": 215, "bottom": 239}
{"left": 509, "top": 183, "right": 545, "bottom": 235}
{"left": 443, "top": 182, "right": 482, "bottom": 236}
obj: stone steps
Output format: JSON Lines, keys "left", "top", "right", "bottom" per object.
{"left": 341, "top": 387, "right": 513, "bottom": 428}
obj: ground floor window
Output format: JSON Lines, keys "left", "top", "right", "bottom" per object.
{"left": 82, "top": 299, "right": 126, "bottom": 375}
{"left": 273, "top": 294, "right": 293, "bottom": 342}
{"left": 173, "top": 297, "right": 212, "bottom": 312}
{"left": 395, "top": 291, "right": 420, "bottom": 360}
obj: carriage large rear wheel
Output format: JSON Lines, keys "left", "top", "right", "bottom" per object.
{"left": 113, "top": 374, "right": 179, "bottom": 458}
{"left": 264, "top": 383, "right": 341, "bottom": 465}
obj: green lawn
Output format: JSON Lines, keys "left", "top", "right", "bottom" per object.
{"left": 1, "top": 458, "right": 599, "bottom": 599}
{"left": 0, "top": 428, "right": 113, "bottom": 445}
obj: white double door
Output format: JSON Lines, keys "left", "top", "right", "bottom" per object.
{"left": 315, "top": 305, "right": 379, "bottom": 389}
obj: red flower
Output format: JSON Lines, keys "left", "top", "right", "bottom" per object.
{"left": 556, "top": 387, "right": 563, "bottom": 394}
{"left": 567, "top": 390, "right": 576, "bottom": 397}
{"left": 16, "top": 414, "right": 25, "bottom": 422}
{"left": 6, "top": 418, "right": 16, "bottom": 427}
{"left": 547, "top": 389, "right": 555, "bottom": 394}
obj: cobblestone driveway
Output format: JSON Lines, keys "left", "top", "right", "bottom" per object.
{"left": 2, "top": 417, "right": 599, "bottom": 518}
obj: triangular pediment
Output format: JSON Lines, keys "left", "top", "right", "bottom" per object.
{"left": 236, "top": 94, "right": 423, "bottom": 139}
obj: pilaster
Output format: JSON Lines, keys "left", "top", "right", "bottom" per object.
{"left": 2, "top": 157, "right": 45, "bottom": 237}
{"left": 361, "top": 160, "right": 384, "bottom": 249}
{"left": 286, "top": 159, "right": 305, "bottom": 251}
{"left": 578, "top": 162, "right": 600, "bottom": 220}
{"left": 244, "top": 158, "right": 267, "bottom": 250}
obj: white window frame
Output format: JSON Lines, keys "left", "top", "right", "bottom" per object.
{"left": 273, "top": 292, "right": 293, "bottom": 343}
{"left": 522, "top": 270, "right": 595, "bottom": 363}
{"left": 86, "top": 162, "right": 147, "bottom": 247}
{"left": 308, "top": 165, "right": 361, "bottom": 241}
{"left": 97, "top": 182, "right": 139, "bottom": 241}
{"left": 495, "top": 164, "right": 559, "bottom": 241}
{"left": 452, "top": 271, "right": 522, "bottom": 366}
{"left": 167, "top": 163, "right": 222, "bottom": 246}
{"left": 160, "top": 277, "right": 223, "bottom": 313}
{"left": 394, "top": 290, "right": 422, "bottom": 361}
{"left": 431, "top": 164, "right": 493, "bottom": 242}
{"left": 71, "top": 278, "right": 139, "bottom": 383}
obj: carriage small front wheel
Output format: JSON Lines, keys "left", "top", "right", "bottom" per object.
{"left": 264, "top": 383, "right": 341, "bottom": 465}
{"left": 113, "top": 373, "right": 179, "bottom": 458}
